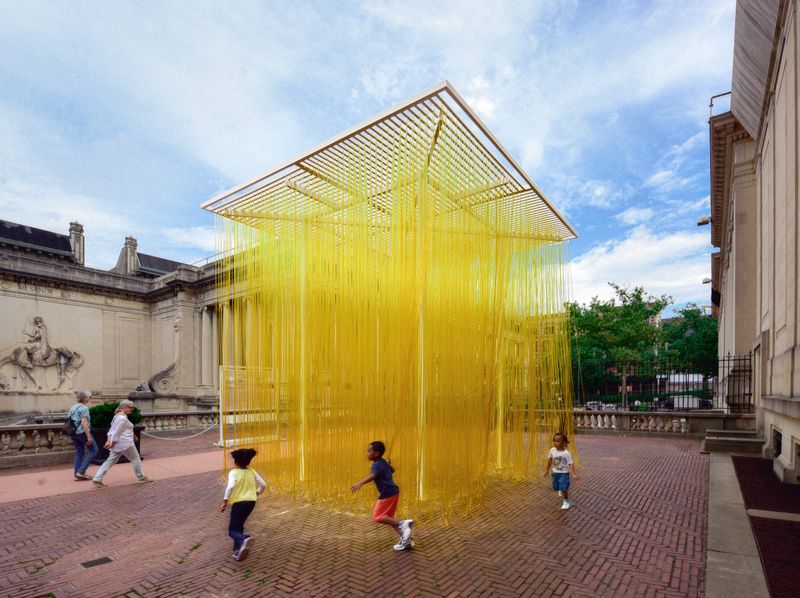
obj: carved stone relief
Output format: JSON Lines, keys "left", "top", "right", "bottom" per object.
{"left": 0, "top": 316, "right": 83, "bottom": 392}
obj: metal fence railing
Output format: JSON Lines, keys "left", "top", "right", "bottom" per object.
{"left": 574, "top": 353, "right": 752, "bottom": 413}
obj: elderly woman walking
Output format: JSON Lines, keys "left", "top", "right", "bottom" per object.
{"left": 69, "top": 390, "right": 97, "bottom": 480}
{"left": 91, "top": 400, "right": 152, "bottom": 487}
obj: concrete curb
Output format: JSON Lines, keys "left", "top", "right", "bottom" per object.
{"left": 705, "top": 452, "right": 769, "bottom": 598}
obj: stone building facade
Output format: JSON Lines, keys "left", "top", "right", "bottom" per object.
{"left": 0, "top": 219, "right": 221, "bottom": 415}
{"left": 710, "top": 0, "right": 800, "bottom": 483}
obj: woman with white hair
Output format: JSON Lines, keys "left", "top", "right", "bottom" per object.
{"left": 69, "top": 390, "right": 97, "bottom": 480}
{"left": 91, "top": 400, "right": 152, "bottom": 487}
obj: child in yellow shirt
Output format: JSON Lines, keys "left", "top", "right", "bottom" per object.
{"left": 220, "top": 448, "right": 266, "bottom": 561}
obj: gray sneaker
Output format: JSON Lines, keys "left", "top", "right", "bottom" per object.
{"left": 136, "top": 476, "right": 153, "bottom": 484}
{"left": 393, "top": 540, "right": 409, "bottom": 551}
{"left": 91, "top": 480, "right": 105, "bottom": 488}
{"left": 238, "top": 536, "right": 254, "bottom": 561}
{"left": 74, "top": 472, "right": 91, "bottom": 481}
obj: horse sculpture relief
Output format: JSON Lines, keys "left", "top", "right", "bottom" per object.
{"left": 0, "top": 316, "right": 83, "bottom": 390}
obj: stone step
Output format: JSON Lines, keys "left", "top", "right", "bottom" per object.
{"left": 700, "top": 437, "right": 765, "bottom": 454}
{"left": 705, "top": 429, "right": 758, "bottom": 438}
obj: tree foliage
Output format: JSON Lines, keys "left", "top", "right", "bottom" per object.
{"left": 569, "top": 283, "right": 671, "bottom": 364}
{"left": 569, "top": 285, "right": 719, "bottom": 403}
{"left": 662, "top": 303, "right": 718, "bottom": 376}
{"left": 569, "top": 284, "right": 671, "bottom": 403}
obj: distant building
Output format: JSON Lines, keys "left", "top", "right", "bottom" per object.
{"left": 646, "top": 312, "right": 661, "bottom": 328}
{"left": 709, "top": 1, "right": 800, "bottom": 483}
{"left": 0, "top": 219, "right": 220, "bottom": 415}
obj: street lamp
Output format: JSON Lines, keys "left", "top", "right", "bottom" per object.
{"left": 697, "top": 216, "right": 711, "bottom": 226}
{"left": 702, "top": 278, "right": 712, "bottom": 284}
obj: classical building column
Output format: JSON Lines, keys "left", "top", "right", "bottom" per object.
{"left": 211, "top": 306, "right": 219, "bottom": 391}
{"left": 244, "top": 298, "right": 253, "bottom": 368}
{"left": 221, "top": 301, "right": 231, "bottom": 369}
{"left": 201, "top": 306, "right": 213, "bottom": 387}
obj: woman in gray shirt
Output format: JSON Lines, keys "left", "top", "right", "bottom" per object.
{"left": 69, "top": 390, "right": 97, "bottom": 481}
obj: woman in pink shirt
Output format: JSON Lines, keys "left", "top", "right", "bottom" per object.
{"left": 91, "top": 400, "right": 152, "bottom": 487}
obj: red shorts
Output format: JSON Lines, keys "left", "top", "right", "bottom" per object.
{"left": 372, "top": 493, "right": 399, "bottom": 521}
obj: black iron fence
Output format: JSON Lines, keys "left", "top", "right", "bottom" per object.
{"left": 574, "top": 353, "right": 752, "bottom": 413}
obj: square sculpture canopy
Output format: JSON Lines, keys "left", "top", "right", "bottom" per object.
{"left": 204, "top": 81, "right": 577, "bottom": 521}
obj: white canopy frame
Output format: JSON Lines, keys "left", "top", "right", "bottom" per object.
{"left": 202, "top": 81, "right": 576, "bottom": 242}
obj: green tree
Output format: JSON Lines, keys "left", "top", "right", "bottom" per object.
{"left": 569, "top": 283, "right": 672, "bottom": 408}
{"left": 662, "top": 303, "right": 718, "bottom": 376}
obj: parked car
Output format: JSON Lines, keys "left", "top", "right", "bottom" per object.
{"left": 585, "top": 401, "right": 604, "bottom": 411}
{"left": 670, "top": 395, "right": 700, "bottom": 410}
{"left": 661, "top": 395, "right": 714, "bottom": 411}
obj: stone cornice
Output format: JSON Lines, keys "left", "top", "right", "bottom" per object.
{"left": 0, "top": 250, "right": 219, "bottom": 303}
{"left": 709, "top": 112, "right": 752, "bottom": 250}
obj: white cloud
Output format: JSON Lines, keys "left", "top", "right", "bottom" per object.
{"left": 570, "top": 225, "right": 712, "bottom": 307}
{"left": 356, "top": 0, "right": 733, "bottom": 176}
{"left": 162, "top": 226, "right": 217, "bottom": 253}
{"left": 0, "top": 3, "right": 316, "bottom": 184}
{"left": 0, "top": 179, "right": 132, "bottom": 270}
{"left": 547, "top": 176, "right": 633, "bottom": 212}
{"left": 0, "top": 1, "right": 735, "bottom": 284}
{"left": 0, "top": 101, "right": 215, "bottom": 269}
{"left": 642, "top": 131, "right": 707, "bottom": 193}
{"left": 664, "top": 195, "right": 710, "bottom": 214}
{"left": 615, "top": 207, "right": 654, "bottom": 225}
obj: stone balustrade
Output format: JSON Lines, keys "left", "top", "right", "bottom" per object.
{"left": 139, "top": 411, "right": 219, "bottom": 431}
{"left": 1, "top": 424, "right": 75, "bottom": 458}
{"left": 572, "top": 409, "right": 755, "bottom": 437}
{"left": 0, "top": 410, "right": 219, "bottom": 469}
{"left": 574, "top": 411, "right": 686, "bottom": 434}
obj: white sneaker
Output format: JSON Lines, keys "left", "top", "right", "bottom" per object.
{"left": 558, "top": 490, "right": 563, "bottom": 497}
{"left": 561, "top": 500, "right": 571, "bottom": 510}
{"left": 399, "top": 519, "right": 414, "bottom": 544}
{"left": 393, "top": 540, "right": 410, "bottom": 551}
{"left": 232, "top": 550, "right": 240, "bottom": 560}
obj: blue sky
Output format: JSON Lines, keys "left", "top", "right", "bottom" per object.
{"left": 0, "top": 1, "right": 734, "bottom": 311}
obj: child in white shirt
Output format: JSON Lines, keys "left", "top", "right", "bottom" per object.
{"left": 544, "top": 432, "right": 579, "bottom": 510}
{"left": 220, "top": 448, "right": 266, "bottom": 561}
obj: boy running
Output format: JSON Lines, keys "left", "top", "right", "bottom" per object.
{"left": 351, "top": 441, "right": 414, "bottom": 550}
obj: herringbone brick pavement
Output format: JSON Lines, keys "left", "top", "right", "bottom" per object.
{"left": 0, "top": 436, "right": 708, "bottom": 597}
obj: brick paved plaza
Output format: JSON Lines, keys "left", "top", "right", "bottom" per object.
{"left": 0, "top": 435, "right": 708, "bottom": 597}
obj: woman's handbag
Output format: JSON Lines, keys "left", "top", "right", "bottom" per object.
{"left": 62, "top": 408, "right": 77, "bottom": 436}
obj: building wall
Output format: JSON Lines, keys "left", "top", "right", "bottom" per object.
{"left": 0, "top": 258, "right": 220, "bottom": 415}
{"left": 752, "top": 2, "right": 800, "bottom": 482}
{"left": 718, "top": 139, "right": 758, "bottom": 358}
{"left": 715, "top": 1, "right": 800, "bottom": 482}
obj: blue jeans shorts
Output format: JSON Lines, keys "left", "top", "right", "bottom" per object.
{"left": 551, "top": 472, "right": 570, "bottom": 492}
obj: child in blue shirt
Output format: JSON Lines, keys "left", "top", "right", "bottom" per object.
{"left": 351, "top": 440, "right": 414, "bottom": 550}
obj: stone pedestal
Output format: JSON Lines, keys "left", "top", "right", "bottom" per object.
{"left": 127, "top": 391, "right": 209, "bottom": 412}
{"left": 0, "top": 391, "right": 75, "bottom": 417}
